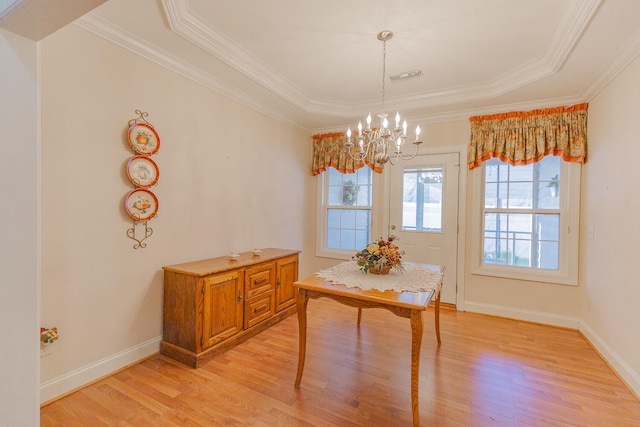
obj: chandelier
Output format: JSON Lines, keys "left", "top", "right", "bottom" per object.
{"left": 345, "top": 30, "right": 422, "bottom": 165}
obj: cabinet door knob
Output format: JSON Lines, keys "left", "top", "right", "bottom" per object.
{"left": 277, "top": 278, "right": 281, "bottom": 286}
{"left": 237, "top": 291, "right": 242, "bottom": 302}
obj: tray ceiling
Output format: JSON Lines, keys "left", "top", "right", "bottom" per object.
{"left": 8, "top": 0, "right": 640, "bottom": 133}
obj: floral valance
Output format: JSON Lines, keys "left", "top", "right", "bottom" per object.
{"left": 467, "top": 103, "right": 588, "bottom": 170}
{"left": 311, "top": 132, "right": 384, "bottom": 175}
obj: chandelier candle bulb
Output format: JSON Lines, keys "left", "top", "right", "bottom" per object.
{"left": 403, "top": 120, "right": 407, "bottom": 135}
{"left": 366, "top": 114, "right": 372, "bottom": 129}
{"left": 346, "top": 127, "right": 354, "bottom": 147}
{"left": 395, "top": 112, "right": 400, "bottom": 127}
{"left": 358, "top": 121, "right": 363, "bottom": 135}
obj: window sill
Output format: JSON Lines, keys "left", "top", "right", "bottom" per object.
{"left": 315, "top": 248, "right": 355, "bottom": 261}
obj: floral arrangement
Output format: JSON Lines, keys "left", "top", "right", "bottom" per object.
{"left": 41, "top": 327, "right": 59, "bottom": 345}
{"left": 353, "top": 236, "right": 404, "bottom": 274}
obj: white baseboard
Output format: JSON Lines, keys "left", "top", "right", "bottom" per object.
{"left": 39, "top": 304, "right": 640, "bottom": 403}
{"left": 40, "top": 335, "right": 162, "bottom": 403}
{"left": 464, "top": 301, "right": 581, "bottom": 329}
{"left": 579, "top": 320, "right": 640, "bottom": 398}
{"left": 464, "top": 301, "right": 640, "bottom": 398}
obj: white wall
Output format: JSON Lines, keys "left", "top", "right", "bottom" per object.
{"left": 0, "top": 29, "right": 40, "bottom": 425}
{"left": 581, "top": 54, "right": 640, "bottom": 393}
{"left": 39, "top": 24, "right": 314, "bottom": 401}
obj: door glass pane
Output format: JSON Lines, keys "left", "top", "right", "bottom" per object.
{"left": 401, "top": 167, "right": 443, "bottom": 232}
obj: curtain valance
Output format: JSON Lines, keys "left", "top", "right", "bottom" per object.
{"left": 467, "top": 103, "right": 588, "bottom": 170}
{"left": 311, "top": 132, "right": 384, "bottom": 175}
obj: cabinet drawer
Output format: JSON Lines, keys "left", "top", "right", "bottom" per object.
{"left": 245, "top": 263, "right": 275, "bottom": 298}
{"left": 244, "top": 292, "right": 275, "bottom": 329}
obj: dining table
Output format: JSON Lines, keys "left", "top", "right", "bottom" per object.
{"left": 293, "top": 261, "right": 445, "bottom": 426}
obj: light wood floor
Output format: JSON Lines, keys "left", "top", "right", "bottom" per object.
{"left": 41, "top": 299, "right": 640, "bottom": 426}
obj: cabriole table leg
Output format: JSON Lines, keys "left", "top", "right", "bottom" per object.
{"left": 410, "top": 309, "right": 424, "bottom": 426}
{"left": 294, "top": 288, "right": 309, "bottom": 387}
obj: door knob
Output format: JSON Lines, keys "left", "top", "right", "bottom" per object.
{"left": 391, "top": 225, "right": 396, "bottom": 230}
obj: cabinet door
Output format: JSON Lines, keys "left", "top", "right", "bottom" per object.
{"left": 275, "top": 255, "right": 298, "bottom": 312}
{"left": 201, "top": 271, "right": 243, "bottom": 350}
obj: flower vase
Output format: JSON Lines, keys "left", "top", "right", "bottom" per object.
{"left": 368, "top": 262, "right": 391, "bottom": 275}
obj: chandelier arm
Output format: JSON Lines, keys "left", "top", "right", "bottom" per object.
{"left": 389, "top": 144, "right": 421, "bottom": 165}
{"left": 347, "top": 135, "right": 372, "bottom": 161}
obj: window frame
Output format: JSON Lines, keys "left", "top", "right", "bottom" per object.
{"left": 316, "top": 166, "right": 381, "bottom": 260}
{"left": 470, "top": 157, "right": 581, "bottom": 285}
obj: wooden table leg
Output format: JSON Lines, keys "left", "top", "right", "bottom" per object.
{"left": 434, "top": 292, "right": 441, "bottom": 345}
{"left": 410, "top": 309, "right": 423, "bottom": 426}
{"left": 357, "top": 307, "right": 362, "bottom": 326}
{"left": 295, "top": 288, "right": 309, "bottom": 387}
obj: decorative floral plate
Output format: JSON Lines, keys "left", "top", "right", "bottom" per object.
{"left": 126, "top": 155, "right": 159, "bottom": 188}
{"left": 125, "top": 189, "right": 158, "bottom": 221}
{"left": 127, "top": 123, "right": 160, "bottom": 155}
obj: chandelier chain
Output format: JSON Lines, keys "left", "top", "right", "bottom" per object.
{"left": 381, "top": 38, "right": 386, "bottom": 114}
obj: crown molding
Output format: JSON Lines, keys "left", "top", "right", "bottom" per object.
{"left": 0, "top": 0, "right": 24, "bottom": 20}
{"left": 546, "top": 0, "right": 601, "bottom": 72}
{"left": 582, "top": 25, "right": 640, "bottom": 101}
{"left": 74, "top": 13, "right": 310, "bottom": 134}
{"left": 75, "top": 0, "right": 640, "bottom": 135}
{"left": 160, "top": 0, "right": 310, "bottom": 112}
{"left": 311, "top": 95, "right": 585, "bottom": 135}
{"left": 161, "top": 0, "right": 600, "bottom": 117}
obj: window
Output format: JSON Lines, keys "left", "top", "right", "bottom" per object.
{"left": 317, "top": 167, "right": 374, "bottom": 258}
{"left": 471, "top": 156, "right": 580, "bottom": 285}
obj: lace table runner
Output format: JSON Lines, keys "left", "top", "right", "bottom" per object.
{"left": 316, "top": 261, "right": 443, "bottom": 295}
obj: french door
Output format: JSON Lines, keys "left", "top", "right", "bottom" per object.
{"left": 388, "top": 153, "right": 459, "bottom": 305}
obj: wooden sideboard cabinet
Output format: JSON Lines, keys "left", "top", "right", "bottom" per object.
{"left": 161, "top": 248, "right": 300, "bottom": 368}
